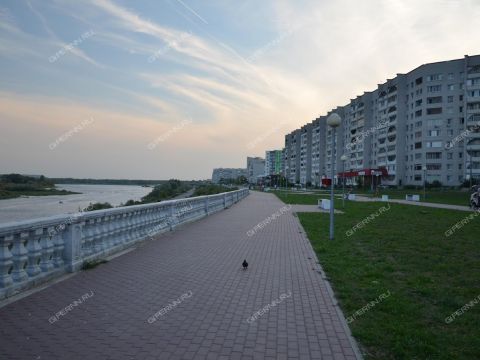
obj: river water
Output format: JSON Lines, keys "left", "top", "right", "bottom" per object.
{"left": 0, "top": 184, "right": 152, "bottom": 224}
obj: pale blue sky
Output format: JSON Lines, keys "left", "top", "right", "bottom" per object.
{"left": 1, "top": 0, "right": 479, "bottom": 179}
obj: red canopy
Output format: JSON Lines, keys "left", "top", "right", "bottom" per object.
{"left": 337, "top": 168, "right": 388, "bottom": 178}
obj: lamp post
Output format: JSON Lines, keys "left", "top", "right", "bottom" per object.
{"left": 422, "top": 166, "right": 427, "bottom": 200}
{"left": 327, "top": 113, "right": 342, "bottom": 240}
{"left": 470, "top": 153, "right": 473, "bottom": 188}
{"left": 340, "top": 154, "right": 348, "bottom": 208}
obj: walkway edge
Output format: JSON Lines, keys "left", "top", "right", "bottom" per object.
{"left": 296, "top": 218, "right": 365, "bottom": 360}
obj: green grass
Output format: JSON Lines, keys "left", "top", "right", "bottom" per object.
{"left": 273, "top": 189, "right": 471, "bottom": 206}
{"left": 356, "top": 188, "right": 470, "bottom": 206}
{"left": 284, "top": 194, "right": 480, "bottom": 359}
{"left": 82, "top": 259, "right": 108, "bottom": 270}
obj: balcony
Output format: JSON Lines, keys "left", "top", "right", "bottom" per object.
{"left": 387, "top": 126, "right": 396, "bottom": 134}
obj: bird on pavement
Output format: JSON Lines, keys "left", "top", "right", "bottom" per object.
{"left": 242, "top": 259, "right": 248, "bottom": 270}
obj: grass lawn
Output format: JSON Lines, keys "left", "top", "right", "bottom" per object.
{"left": 357, "top": 188, "right": 471, "bottom": 207}
{"left": 272, "top": 188, "right": 471, "bottom": 206}
{"left": 274, "top": 192, "right": 480, "bottom": 359}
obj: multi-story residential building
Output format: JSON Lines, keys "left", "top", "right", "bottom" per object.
{"left": 299, "top": 123, "right": 313, "bottom": 185}
{"left": 265, "top": 150, "right": 284, "bottom": 176}
{"left": 465, "top": 56, "right": 480, "bottom": 182}
{"left": 343, "top": 92, "right": 374, "bottom": 178}
{"left": 211, "top": 168, "right": 247, "bottom": 183}
{"left": 284, "top": 130, "right": 301, "bottom": 184}
{"left": 401, "top": 55, "right": 480, "bottom": 186}
{"left": 282, "top": 55, "right": 480, "bottom": 187}
{"left": 247, "top": 157, "right": 265, "bottom": 184}
{"left": 311, "top": 116, "right": 327, "bottom": 186}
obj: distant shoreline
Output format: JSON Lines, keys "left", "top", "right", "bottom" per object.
{"left": 0, "top": 188, "right": 79, "bottom": 200}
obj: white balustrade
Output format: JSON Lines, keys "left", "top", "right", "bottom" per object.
{"left": 0, "top": 189, "right": 249, "bottom": 299}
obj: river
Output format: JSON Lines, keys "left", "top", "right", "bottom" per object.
{"left": 0, "top": 184, "right": 152, "bottom": 224}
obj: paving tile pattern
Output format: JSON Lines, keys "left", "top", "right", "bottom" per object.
{"left": 0, "top": 192, "right": 360, "bottom": 360}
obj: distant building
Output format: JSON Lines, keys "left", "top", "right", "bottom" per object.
{"left": 247, "top": 157, "right": 265, "bottom": 184}
{"left": 265, "top": 150, "right": 284, "bottom": 176}
{"left": 211, "top": 168, "right": 247, "bottom": 184}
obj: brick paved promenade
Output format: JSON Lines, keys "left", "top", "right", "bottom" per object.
{"left": 0, "top": 192, "right": 361, "bottom": 360}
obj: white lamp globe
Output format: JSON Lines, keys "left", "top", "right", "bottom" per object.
{"left": 327, "top": 113, "right": 342, "bottom": 127}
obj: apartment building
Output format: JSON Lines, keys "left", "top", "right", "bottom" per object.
{"left": 282, "top": 55, "right": 480, "bottom": 187}
{"left": 311, "top": 116, "right": 327, "bottom": 186}
{"left": 265, "top": 150, "right": 284, "bottom": 176}
{"left": 284, "top": 129, "right": 301, "bottom": 184}
{"left": 299, "top": 123, "right": 313, "bottom": 185}
{"left": 211, "top": 168, "right": 247, "bottom": 183}
{"left": 247, "top": 157, "right": 265, "bottom": 184}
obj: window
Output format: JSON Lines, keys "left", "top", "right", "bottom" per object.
{"left": 427, "top": 108, "right": 442, "bottom": 115}
{"left": 415, "top": 142, "right": 422, "bottom": 149}
{"left": 415, "top": 121, "right": 423, "bottom": 128}
{"left": 427, "top": 74, "right": 443, "bottom": 81}
{"left": 447, "top": 96, "right": 454, "bottom": 103}
{"left": 415, "top": 131, "right": 422, "bottom": 138}
{"left": 447, "top": 130, "right": 454, "bottom": 136}
{"left": 467, "top": 77, "right": 480, "bottom": 86}
{"left": 415, "top": 110, "right": 423, "bottom": 117}
{"left": 428, "top": 130, "right": 440, "bottom": 137}
{"left": 447, "top": 164, "right": 452, "bottom": 170}
{"left": 415, "top": 77, "right": 423, "bottom": 85}
{"left": 448, "top": 84, "right": 455, "bottom": 91}
{"left": 415, "top": 153, "right": 422, "bottom": 159}
{"left": 426, "top": 152, "right": 442, "bottom": 159}
{"left": 414, "top": 175, "right": 422, "bottom": 181}
{"left": 427, "top": 119, "right": 442, "bottom": 127}
{"left": 427, "top": 85, "right": 442, "bottom": 92}
{"left": 426, "top": 141, "right": 442, "bottom": 148}
{"left": 448, "top": 73, "right": 454, "bottom": 80}
{"left": 459, "top": 152, "right": 463, "bottom": 158}
{"left": 427, "top": 96, "right": 442, "bottom": 104}
{"left": 459, "top": 164, "right": 463, "bottom": 170}
{"left": 415, "top": 99, "right": 423, "bottom": 107}
{"left": 468, "top": 90, "right": 480, "bottom": 97}
{"left": 414, "top": 164, "right": 422, "bottom": 170}
{"left": 426, "top": 164, "right": 441, "bottom": 170}
{"left": 467, "top": 102, "right": 480, "bottom": 111}
{"left": 447, "top": 175, "right": 452, "bottom": 182}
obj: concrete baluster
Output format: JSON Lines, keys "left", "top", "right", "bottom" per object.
{"left": 0, "top": 234, "right": 13, "bottom": 288}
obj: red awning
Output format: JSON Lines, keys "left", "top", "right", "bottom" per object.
{"left": 337, "top": 168, "right": 388, "bottom": 177}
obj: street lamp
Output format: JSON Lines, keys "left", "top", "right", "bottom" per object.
{"left": 470, "top": 153, "right": 473, "bottom": 188}
{"left": 422, "top": 165, "right": 427, "bottom": 200}
{"left": 327, "top": 113, "right": 342, "bottom": 240}
{"left": 340, "top": 154, "right": 348, "bottom": 208}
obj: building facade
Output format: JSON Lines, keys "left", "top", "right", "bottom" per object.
{"left": 284, "top": 130, "right": 301, "bottom": 184}
{"left": 211, "top": 168, "right": 247, "bottom": 184}
{"left": 265, "top": 150, "right": 284, "bottom": 176}
{"left": 247, "top": 157, "right": 265, "bottom": 184}
{"left": 283, "top": 55, "right": 480, "bottom": 187}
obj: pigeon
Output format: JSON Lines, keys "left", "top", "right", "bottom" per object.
{"left": 242, "top": 259, "right": 248, "bottom": 270}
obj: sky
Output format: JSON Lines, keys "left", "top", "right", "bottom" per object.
{"left": 0, "top": 0, "right": 479, "bottom": 180}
